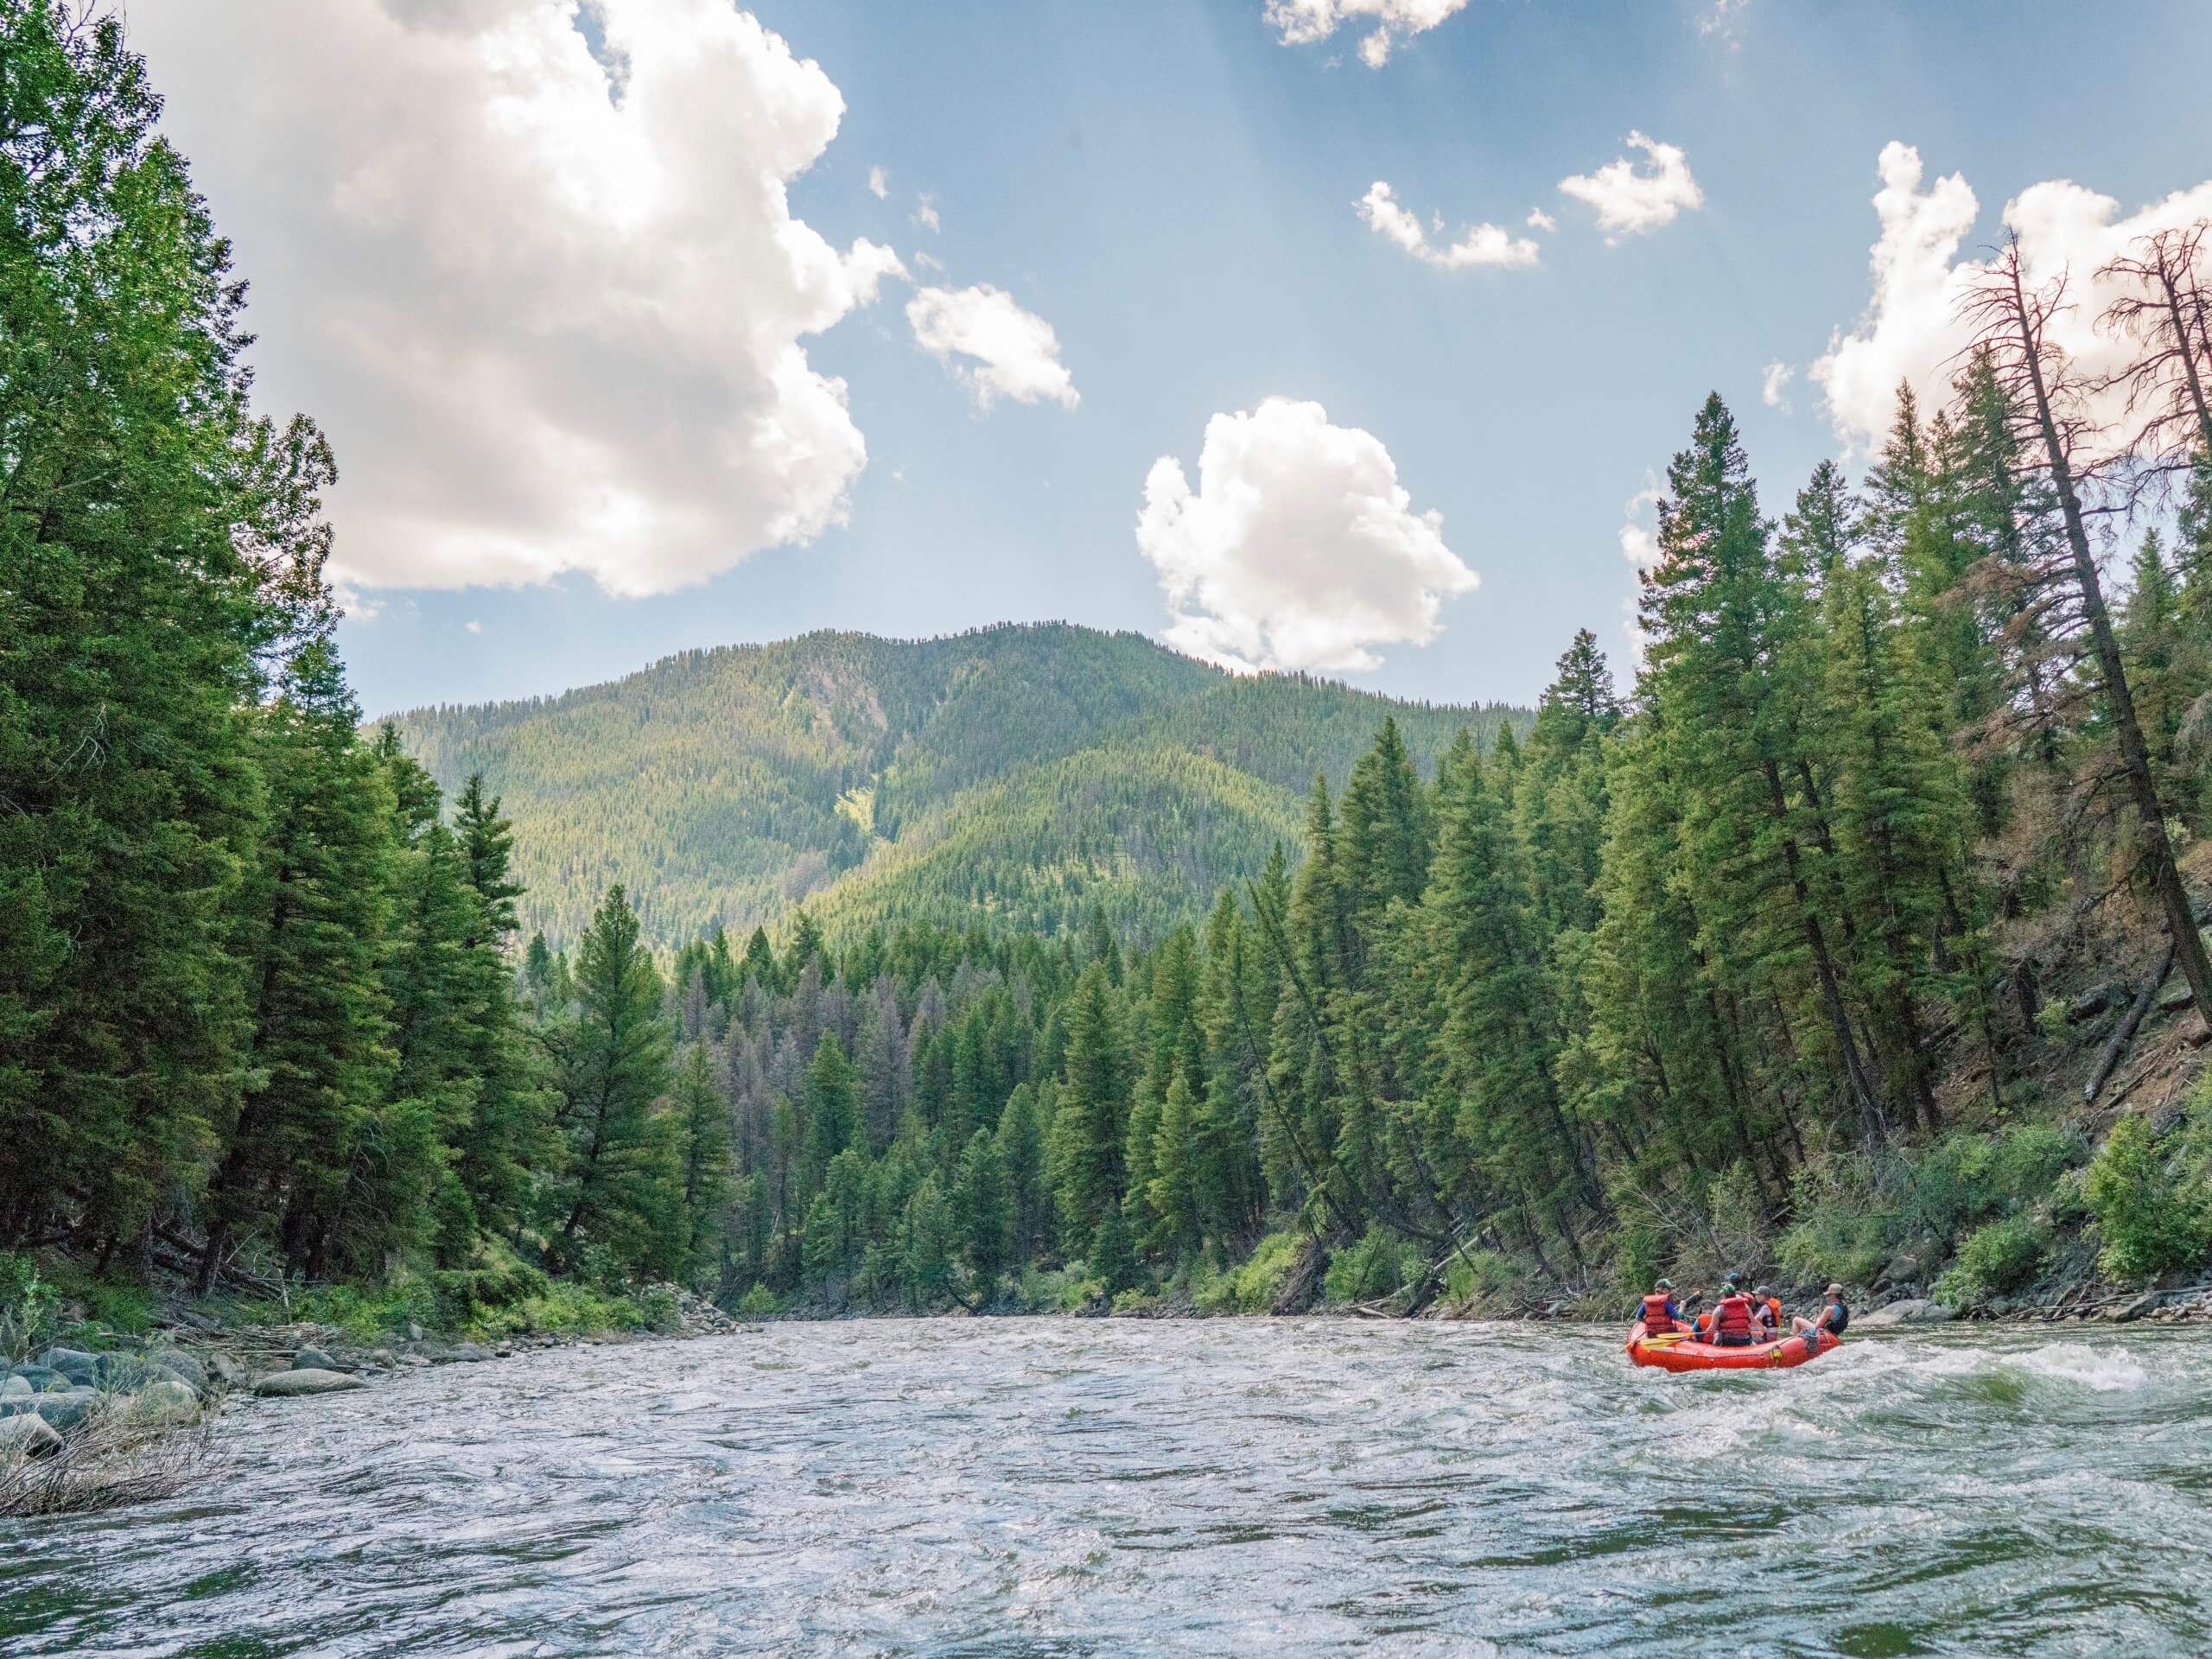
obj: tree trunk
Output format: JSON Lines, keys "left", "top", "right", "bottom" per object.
{"left": 1764, "top": 761, "right": 1887, "bottom": 1136}
{"left": 2009, "top": 269, "right": 2212, "bottom": 1024}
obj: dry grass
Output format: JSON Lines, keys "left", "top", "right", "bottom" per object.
{"left": 0, "top": 1392, "right": 226, "bottom": 1518}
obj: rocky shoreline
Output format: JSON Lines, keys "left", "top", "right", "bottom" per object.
{"left": 1, "top": 1286, "right": 742, "bottom": 1500}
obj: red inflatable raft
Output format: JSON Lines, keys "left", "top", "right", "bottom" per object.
{"left": 1626, "top": 1321, "right": 1841, "bottom": 1373}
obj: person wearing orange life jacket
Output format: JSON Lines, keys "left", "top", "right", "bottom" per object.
{"left": 1637, "top": 1278, "right": 1682, "bottom": 1336}
{"left": 1708, "top": 1285, "right": 1760, "bottom": 1347}
{"left": 1688, "top": 1292, "right": 1715, "bottom": 1340}
{"left": 1751, "top": 1286, "right": 1783, "bottom": 1336}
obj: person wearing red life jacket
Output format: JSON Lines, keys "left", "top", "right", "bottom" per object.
{"left": 1637, "top": 1278, "right": 1682, "bottom": 1336}
{"left": 1708, "top": 1286, "right": 1759, "bottom": 1347}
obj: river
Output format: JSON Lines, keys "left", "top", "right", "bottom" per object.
{"left": 3, "top": 1319, "right": 2205, "bottom": 1656}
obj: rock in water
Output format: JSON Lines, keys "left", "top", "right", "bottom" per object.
{"left": 254, "top": 1369, "right": 368, "bottom": 1398}
{"left": 0, "top": 1414, "right": 63, "bottom": 1458}
{"left": 448, "top": 1342, "right": 492, "bottom": 1363}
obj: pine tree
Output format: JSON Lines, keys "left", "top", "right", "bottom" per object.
{"left": 546, "top": 885, "right": 677, "bottom": 1277}
{"left": 1639, "top": 392, "right": 1887, "bottom": 1140}
{"left": 672, "top": 1041, "right": 734, "bottom": 1288}
{"left": 1048, "top": 962, "right": 1130, "bottom": 1246}
{"left": 899, "top": 1174, "right": 956, "bottom": 1310}
{"left": 200, "top": 643, "right": 397, "bottom": 1285}
{"left": 952, "top": 1128, "right": 1013, "bottom": 1287}
{"left": 996, "top": 1082, "right": 1048, "bottom": 1261}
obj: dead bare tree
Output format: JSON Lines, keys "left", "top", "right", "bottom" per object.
{"left": 2097, "top": 220, "right": 2212, "bottom": 473}
{"left": 1956, "top": 235, "right": 2212, "bottom": 1024}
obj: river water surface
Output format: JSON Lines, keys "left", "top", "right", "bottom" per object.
{"left": 4, "top": 1319, "right": 2207, "bottom": 1657}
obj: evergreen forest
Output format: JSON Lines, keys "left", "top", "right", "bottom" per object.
{"left": 10, "top": 6, "right": 2212, "bottom": 1332}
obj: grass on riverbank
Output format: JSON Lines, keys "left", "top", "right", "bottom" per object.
{"left": 0, "top": 1396, "right": 223, "bottom": 1520}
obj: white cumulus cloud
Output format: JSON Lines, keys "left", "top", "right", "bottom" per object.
{"left": 1262, "top": 0, "right": 1467, "bottom": 67}
{"left": 913, "top": 193, "right": 941, "bottom": 232}
{"left": 1526, "top": 207, "right": 1558, "bottom": 232}
{"left": 906, "top": 285, "right": 1079, "bottom": 410}
{"left": 1358, "top": 182, "right": 1541, "bottom": 270}
{"left": 1617, "top": 479, "right": 1663, "bottom": 666}
{"left": 128, "top": 0, "right": 904, "bottom": 598}
{"left": 464, "top": 620, "right": 484, "bottom": 635}
{"left": 1136, "top": 397, "right": 1477, "bottom": 674}
{"left": 1810, "top": 142, "right": 2212, "bottom": 455}
{"left": 1761, "top": 360, "right": 1796, "bottom": 410}
{"left": 1558, "top": 131, "right": 1704, "bottom": 240}
{"left": 868, "top": 164, "right": 888, "bottom": 200}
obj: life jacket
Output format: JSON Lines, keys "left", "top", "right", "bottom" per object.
{"left": 1713, "top": 1293, "right": 1755, "bottom": 1338}
{"left": 1759, "top": 1296, "right": 1782, "bottom": 1331}
{"left": 1823, "top": 1300, "right": 1849, "bottom": 1336}
{"left": 1640, "top": 1294, "right": 1676, "bottom": 1335}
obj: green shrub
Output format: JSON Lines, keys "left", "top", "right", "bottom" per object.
{"left": 1442, "top": 1249, "right": 1516, "bottom": 1307}
{"left": 1323, "top": 1225, "right": 1421, "bottom": 1306}
{"left": 474, "top": 1281, "right": 643, "bottom": 1338}
{"left": 0, "top": 1253, "right": 59, "bottom": 1361}
{"left": 1776, "top": 1154, "right": 1896, "bottom": 1290}
{"left": 1991, "top": 1124, "right": 2087, "bottom": 1204}
{"left": 736, "top": 1283, "right": 779, "bottom": 1320}
{"left": 288, "top": 1275, "right": 440, "bottom": 1344}
{"left": 1938, "top": 1216, "right": 2050, "bottom": 1302}
{"left": 1194, "top": 1230, "right": 1305, "bottom": 1314}
{"left": 639, "top": 1285, "right": 682, "bottom": 1334}
{"left": 2084, "top": 1114, "right": 2209, "bottom": 1283}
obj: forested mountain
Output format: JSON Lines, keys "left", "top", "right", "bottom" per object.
{"left": 389, "top": 625, "right": 1529, "bottom": 945}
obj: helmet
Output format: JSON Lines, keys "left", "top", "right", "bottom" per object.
{"left": 1655, "top": 1277, "right": 1674, "bottom": 1290}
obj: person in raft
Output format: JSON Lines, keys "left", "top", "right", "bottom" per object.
{"left": 1637, "top": 1278, "right": 1684, "bottom": 1334}
{"left": 1752, "top": 1286, "right": 1782, "bottom": 1336}
{"left": 1707, "top": 1282, "right": 1761, "bottom": 1347}
{"left": 1792, "top": 1284, "right": 1850, "bottom": 1341}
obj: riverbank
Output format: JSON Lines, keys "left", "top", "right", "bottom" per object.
{"left": 0, "top": 1279, "right": 742, "bottom": 1515}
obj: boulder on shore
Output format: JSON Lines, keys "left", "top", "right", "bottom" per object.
{"left": 128, "top": 1378, "right": 202, "bottom": 1424}
{"left": 35, "top": 1347, "right": 99, "bottom": 1386}
{"left": 1, "top": 1376, "right": 29, "bottom": 1401}
{"left": 9, "top": 1364, "right": 62, "bottom": 1391}
{"left": 27, "top": 1389, "right": 100, "bottom": 1431}
{"left": 1858, "top": 1297, "right": 1957, "bottom": 1328}
{"left": 292, "top": 1347, "right": 337, "bottom": 1372}
{"left": 0, "top": 1414, "right": 63, "bottom": 1459}
{"left": 439, "top": 1342, "right": 492, "bottom": 1364}
{"left": 149, "top": 1348, "right": 210, "bottom": 1394}
{"left": 254, "top": 1368, "right": 367, "bottom": 1398}
{"left": 94, "top": 1352, "right": 157, "bottom": 1390}
{"left": 2107, "top": 1293, "right": 2163, "bottom": 1324}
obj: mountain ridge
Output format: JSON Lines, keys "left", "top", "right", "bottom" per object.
{"left": 389, "top": 622, "right": 1531, "bottom": 945}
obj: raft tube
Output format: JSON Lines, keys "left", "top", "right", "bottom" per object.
{"left": 1626, "top": 1321, "right": 1840, "bottom": 1373}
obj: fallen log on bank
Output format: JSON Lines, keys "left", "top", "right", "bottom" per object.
{"left": 2084, "top": 944, "right": 2175, "bottom": 1105}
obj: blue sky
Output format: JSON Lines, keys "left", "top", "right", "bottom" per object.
{"left": 134, "top": 1, "right": 2212, "bottom": 716}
